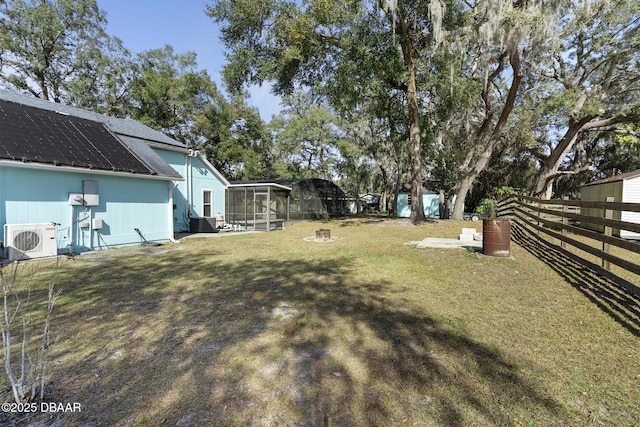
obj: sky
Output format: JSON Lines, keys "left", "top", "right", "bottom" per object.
{"left": 100, "top": 0, "right": 282, "bottom": 122}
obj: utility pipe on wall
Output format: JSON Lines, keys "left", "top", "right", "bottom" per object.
{"left": 169, "top": 181, "right": 180, "bottom": 243}
{"left": 88, "top": 207, "right": 93, "bottom": 250}
{"left": 68, "top": 204, "right": 74, "bottom": 251}
{"left": 185, "top": 151, "right": 191, "bottom": 227}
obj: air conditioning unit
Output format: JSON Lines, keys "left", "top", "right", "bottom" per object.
{"left": 189, "top": 217, "right": 218, "bottom": 233}
{"left": 4, "top": 223, "right": 58, "bottom": 261}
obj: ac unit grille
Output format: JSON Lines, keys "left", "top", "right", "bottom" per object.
{"left": 4, "top": 223, "right": 58, "bottom": 261}
{"left": 13, "top": 230, "right": 41, "bottom": 252}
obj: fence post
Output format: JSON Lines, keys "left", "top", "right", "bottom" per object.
{"left": 602, "top": 196, "right": 614, "bottom": 270}
{"left": 561, "top": 196, "right": 568, "bottom": 249}
{"left": 532, "top": 199, "right": 540, "bottom": 236}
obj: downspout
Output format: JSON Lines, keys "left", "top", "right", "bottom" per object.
{"left": 88, "top": 207, "right": 93, "bottom": 250}
{"left": 192, "top": 151, "right": 200, "bottom": 218}
{"left": 185, "top": 150, "right": 202, "bottom": 224}
{"left": 186, "top": 151, "right": 192, "bottom": 226}
{"left": 169, "top": 181, "right": 180, "bottom": 243}
{"left": 68, "top": 204, "right": 74, "bottom": 252}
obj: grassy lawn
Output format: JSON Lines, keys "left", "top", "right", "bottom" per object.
{"left": 2, "top": 218, "right": 638, "bottom": 426}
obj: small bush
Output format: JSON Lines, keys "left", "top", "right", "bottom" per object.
{"left": 0, "top": 260, "right": 60, "bottom": 403}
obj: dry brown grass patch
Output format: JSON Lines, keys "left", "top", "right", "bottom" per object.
{"left": 1, "top": 218, "right": 637, "bottom": 426}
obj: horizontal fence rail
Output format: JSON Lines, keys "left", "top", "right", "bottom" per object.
{"left": 497, "top": 195, "right": 640, "bottom": 296}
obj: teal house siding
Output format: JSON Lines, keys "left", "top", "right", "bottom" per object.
{"left": 151, "top": 148, "right": 190, "bottom": 232}
{"left": 95, "top": 175, "right": 170, "bottom": 247}
{"left": 0, "top": 165, "right": 171, "bottom": 252}
{"left": 190, "top": 155, "right": 227, "bottom": 218}
{"left": 0, "top": 90, "right": 192, "bottom": 258}
{"left": 1, "top": 90, "right": 234, "bottom": 260}
{"left": 153, "top": 148, "right": 229, "bottom": 232}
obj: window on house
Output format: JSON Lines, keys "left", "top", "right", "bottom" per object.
{"left": 203, "top": 190, "right": 212, "bottom": 217}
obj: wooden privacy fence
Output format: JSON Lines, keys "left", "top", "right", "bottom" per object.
{"left": 497, "top": 195, "right": 640, "bottom": 296}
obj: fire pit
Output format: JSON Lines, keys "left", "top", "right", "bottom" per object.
{"left": 304, "top": 230, "right": 342, "bottom": 243}
{"left": 316, "top": 229, "right": 331, "bottom": 239}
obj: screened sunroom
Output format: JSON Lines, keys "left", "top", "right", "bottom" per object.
{"left": 225, "top": 183, "right": 291, "bottom": 231}
{"left": 273, "top": 178, "right": 348, "bottom": 219}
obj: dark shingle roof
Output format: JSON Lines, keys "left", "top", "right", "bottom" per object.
{"left": 0, "top": 90, "right": 183, "bottom": 179}
{"left": 232, "top": 178, "right": 346, "bottom": 196}
{"left": 0, "top": 90, "right": 185, "bottom": 148}
{"left": 0, "top": 100, "right": 154, "bottom": 174}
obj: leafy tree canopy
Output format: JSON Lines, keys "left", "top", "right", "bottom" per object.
{"left": 0, "top": 0, "right": 114, "bottom": 102}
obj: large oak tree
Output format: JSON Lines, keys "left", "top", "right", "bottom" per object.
{"left": 207, "top": 0, "right": 463, "bottom": 222}
{"left": 0, "top": 0, "right": 116, "bottom": 103}
{"left": 530, "top": 0, "right": 640, "bottom": 198}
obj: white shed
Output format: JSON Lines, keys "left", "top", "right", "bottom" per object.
{"left": 580, "top": 169, "right": 640, "bottom": 239}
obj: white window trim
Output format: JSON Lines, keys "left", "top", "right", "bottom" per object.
{"left": 202, "top": 189, "right": 213, "bottom": 218}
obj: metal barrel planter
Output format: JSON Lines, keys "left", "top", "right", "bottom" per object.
{"left": 482, "top": 218, "right": 511, "bottom": 257}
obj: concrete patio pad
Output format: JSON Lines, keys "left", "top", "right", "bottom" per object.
{"left": 415, "top": 237, "right": 482, "bottom": 250}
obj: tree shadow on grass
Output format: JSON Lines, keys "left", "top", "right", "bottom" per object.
{"left": 511, "top": 222, "right": 640, "bottom": 337}
{"left": 29, "top": 243, "right": 566, "bottom": 426}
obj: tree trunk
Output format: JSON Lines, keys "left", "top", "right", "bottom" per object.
{"left": 532, "top": 89, "right": 639, "bottom": 199}
{"left": 393, "top": 163, "right": 402, "bottom": 217}
{"left": 408, "top": 93, "right": 425, "bottom": 223}
{"left": 379, "top": 165, "right": 389, "bottom": 213}
{"left": 533, "top": 89, "right": 594, "bottom": 198}
{"left": 534, "top": 170, "right": 555, "bottom": 199}
{"left": 398, "top": 13, "right": 426, "bottom": 223}
{"left": 451, "top": 51, "right": 523, "bottom": 219}
{"left": 452, "top": 176, "right": 472, "bottom": 219}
